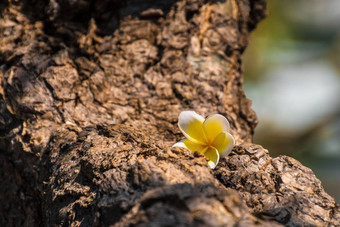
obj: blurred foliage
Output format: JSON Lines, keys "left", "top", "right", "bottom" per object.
{"left": 243, "top": 0, "right": 340, "bottom": 202}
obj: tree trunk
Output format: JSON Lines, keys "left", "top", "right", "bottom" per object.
{"left": 0, "top": 0, "right": 338, "bottom": 226}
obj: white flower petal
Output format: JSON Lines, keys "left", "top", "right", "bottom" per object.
{"left": 202, "top": 114, "right": 230, "bottom": 144}
{"left": 212, "top": 132, "right": 235, "bottom": 158}
{"left": 172, "top": 139, "right": 207, "bottom": 153}
{"left": 178, "top": 111, "right": 206, "bottom": 144}
{"left": 172, "top": 139, "right": 188, "bottom": 148}
{"left": 204, "top": 146, "right": 220, "bottom": 169}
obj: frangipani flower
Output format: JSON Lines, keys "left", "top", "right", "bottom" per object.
{"left": 173, "top": 111, "right": 235, "bottom": 169}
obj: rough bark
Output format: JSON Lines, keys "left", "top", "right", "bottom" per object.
{"left": 0, "top": 0, "right": 338, "bottom": 226}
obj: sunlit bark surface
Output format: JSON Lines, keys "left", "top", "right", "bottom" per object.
{"left": 0, "top": 0, "right": 339, "bottom": 226}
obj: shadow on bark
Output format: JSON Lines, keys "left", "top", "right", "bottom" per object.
{"left": 0, "top": 0, "right": 339, "bottom": 226}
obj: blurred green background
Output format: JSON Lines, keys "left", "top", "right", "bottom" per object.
{"left": 243, "top": 0, "right": 340, "bottom": 202}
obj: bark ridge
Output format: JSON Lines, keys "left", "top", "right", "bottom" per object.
{"left": 0, "top": 0, "right": 339, "bottom": 226}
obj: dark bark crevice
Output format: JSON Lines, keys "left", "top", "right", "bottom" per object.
{"left": 0, "top": 0, "right": 339, "bottom": 226}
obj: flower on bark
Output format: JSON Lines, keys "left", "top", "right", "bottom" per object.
{"left": 173, "top": 111, "right": 235, "bottom": 169}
